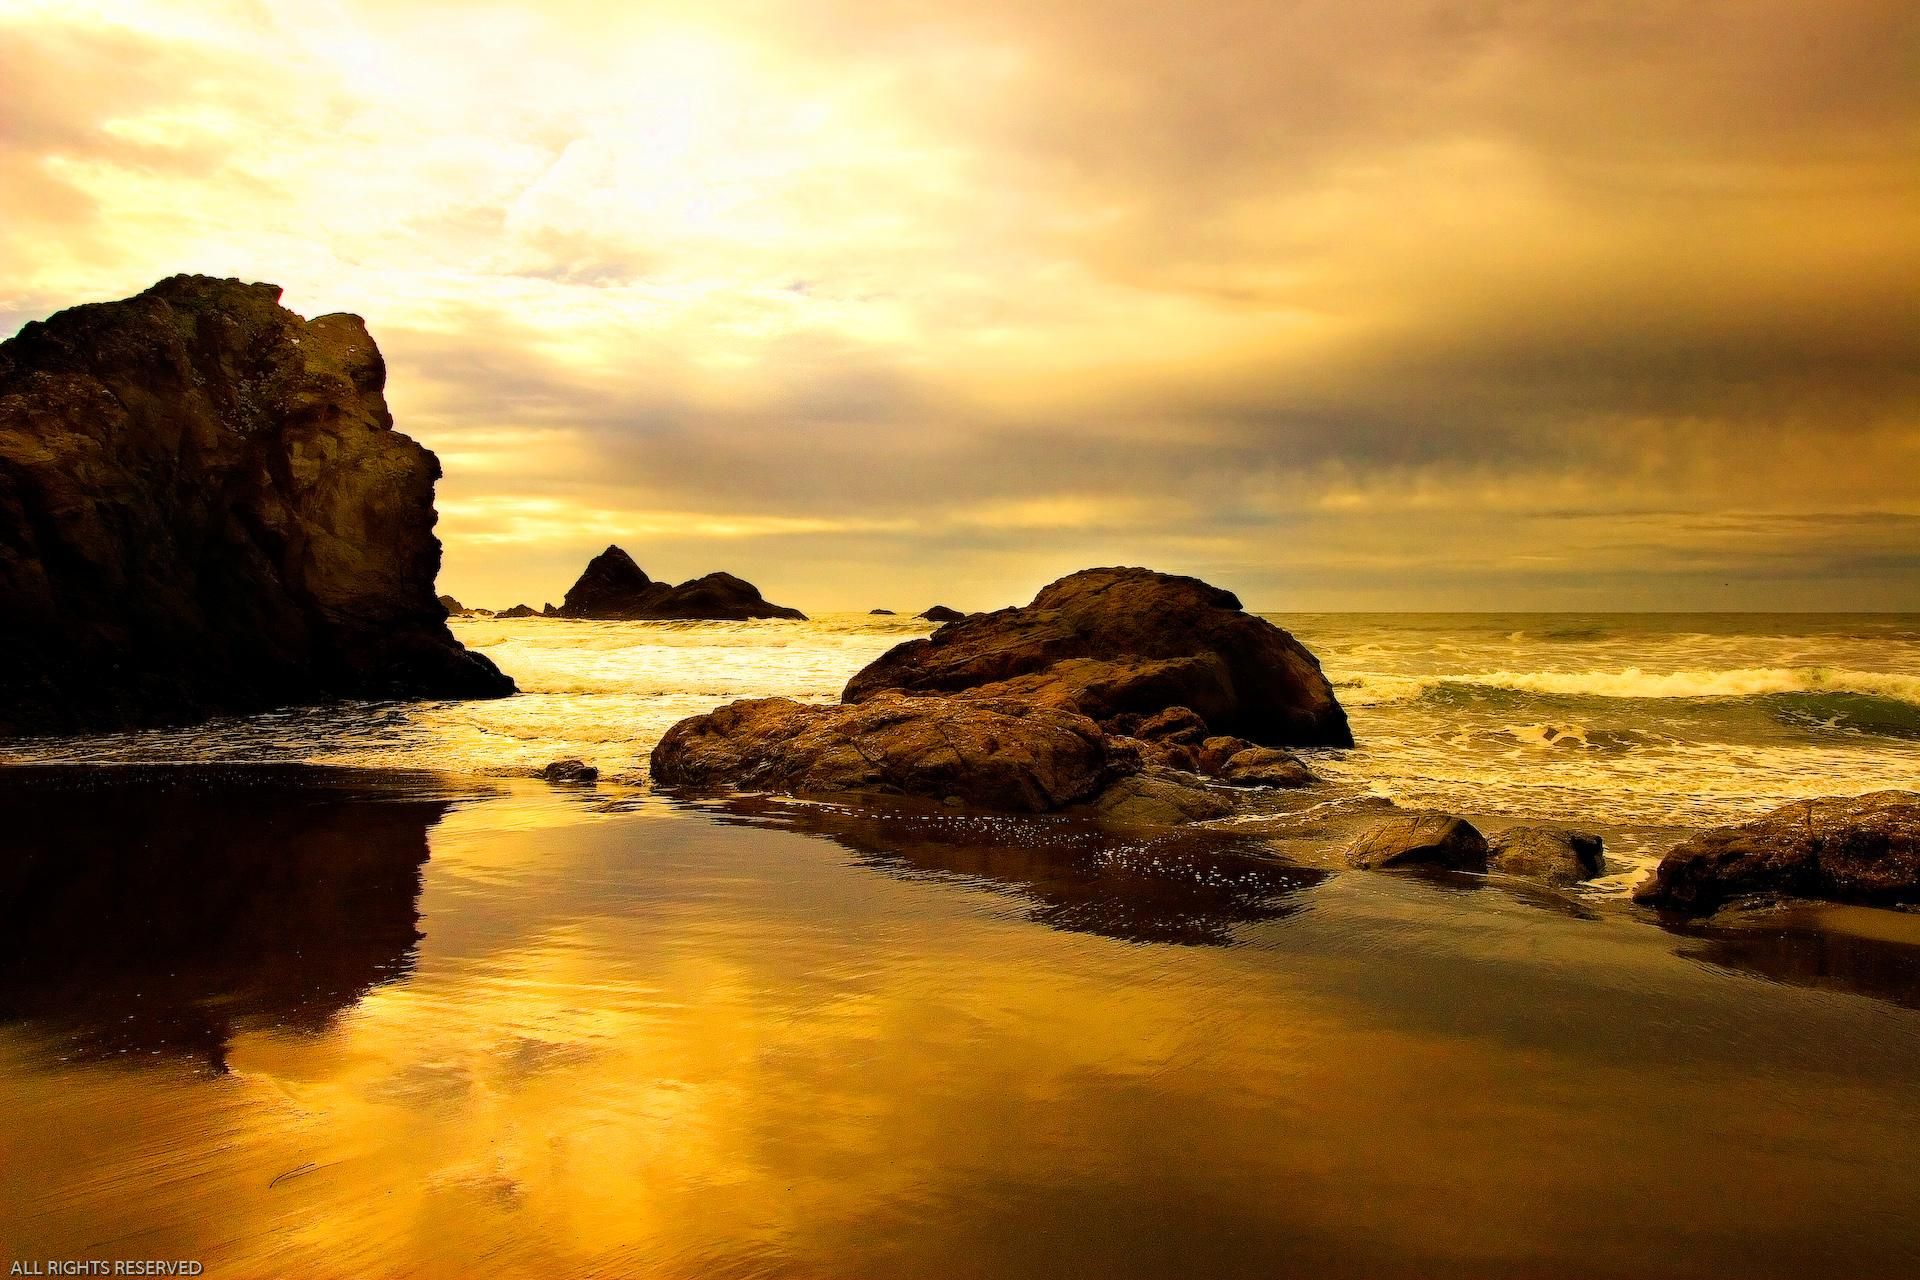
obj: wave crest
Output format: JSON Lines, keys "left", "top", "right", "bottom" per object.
{"left": 1339, "top": 666, "right": 1920, "bottom": 706}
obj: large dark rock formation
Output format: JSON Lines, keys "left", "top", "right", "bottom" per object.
{"left": 652, "top": 693, "right": 1134, "bottom": 813}
{"left": 1634, "top": 792, "right": 1920, "bottom": 914}
{"left": 552, "top": 545, "right": 805, "bottom": 620}
{"left": 848, "top": 567, "right": 1351, "bottom": 747}
{"left": 651, "top": 566, "right": 1347, "bottom": 820}
{"left": 0, "top": 275, "right": 512, "bottom": 735}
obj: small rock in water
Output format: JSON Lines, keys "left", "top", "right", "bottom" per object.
{"left": 1487, "top": 826, "right": 1604, "bottom": 885}
{"left": 540, "top": 759, "right": 599, "bottom": 784}
{"left": 1344, "top": 813, "right": 1489, "bottom": 870}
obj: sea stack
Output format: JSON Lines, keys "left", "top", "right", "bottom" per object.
{"left": 0, "top": 275, "right": 514, "bottom": 735}
{"left": 552, "top": 545, "right": 806, "bottom": 620}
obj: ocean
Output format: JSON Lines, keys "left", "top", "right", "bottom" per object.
{"left": 8, "top": 611, "right": 1916, "bottom": 884}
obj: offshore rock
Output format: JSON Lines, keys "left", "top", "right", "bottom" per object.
{"left": 917, "top": 605, "right": 968, "bottom": 623}
{"left": 553, "top": 545, "right": 805, "bottom": 620}
{"left": 0, "top": 275, "right": 513, "bottom": 735}
{"left": 1634, "top": 792, "right": 1920, "bottom": 913}
{"left": 846, "top": 567, "right": 1351, "bottom": 747}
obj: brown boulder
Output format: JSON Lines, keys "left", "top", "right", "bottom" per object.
{"left": 1634, "top": 792, "right": 1920, "bottom": 914}
{"left": 650, "top": 693, "right": 1134, "bottom": 813}
{"left": 1081, "top": 769, "right": 1235, "bottom": 827}
{"left": 539, "top": 759, "right": 599, "bottom": 784}
{"left": 1218, "top": 747, "right": 1316, "bottom": 789}
{"left": 844, "top": 566, "right": 1350, "bottom": 747}
{"left": 0, "top": 275, "right": 513, "bottom": 734}
{"left": 1344, "top": 814, "right": 1489, "bottom": 870}
{"left": 552, "top": 545, "right": 805, "bottom": 620}
{"left": 1488, "top": 827, "right": 1604, "bottom": 885}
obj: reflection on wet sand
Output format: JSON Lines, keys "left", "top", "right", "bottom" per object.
{"left": 1666, "top": 903, "right": 1920, "bottom": 1012}
{"left": 0, "top": 765, "right": 472, "bottom": 1069}
{"left": 692, "top": 793, "right": 1330, "bottom": 945}
{"left": 5, "top": 775, "right": 1920, "bottom": 1278}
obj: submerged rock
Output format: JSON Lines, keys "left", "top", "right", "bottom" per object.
{"left": 917, "top": 605, "right": 968, "bottom": 623}
{"left": 847, "top": 567, "right": 1351, "bottom": 748}
{"left": 553, "top": 545, "right": 805, "bottom": 621}
{"left": 651, "top": 693, "right": 1133, "bottom": 814}
{"left": 1489, "top": 826, "right": 1604, "bottom": 885}
{"left": 539, "top": 758, "right": 599, "bottom": 784}
{"left": 0, "top": 275, "right": 513, "bottom": 734}
{"left": 1634, "top": 792, "right": 1920, "bottom": 914}
{"left": 1344, "top": 814, "right": 1489, "bottom": 870}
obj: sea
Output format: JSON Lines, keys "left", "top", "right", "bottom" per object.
{"left": 6, "top": 612, "right": 1920, "bottom": 1278}
{"left": 6, "top": 611, "right": 1916, "bottom": 884}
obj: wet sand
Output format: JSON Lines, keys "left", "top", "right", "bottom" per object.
{"left": 3, "top": 764, "right": 1919, "bottom": 1278}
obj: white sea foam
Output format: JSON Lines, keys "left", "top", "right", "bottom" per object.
{"left": 1339, "top": 666, "right": 1920, "bottom": 705}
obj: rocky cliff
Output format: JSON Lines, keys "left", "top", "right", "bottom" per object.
{"left": 0, "top": 275, "right": 514, "bottom": 735}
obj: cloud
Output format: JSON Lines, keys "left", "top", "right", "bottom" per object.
{"left": 1, "top": 0, "right": 1916, "bottom": 608}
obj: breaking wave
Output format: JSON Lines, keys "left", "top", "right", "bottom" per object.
{"left": 1338, "top": 666, "right": 1920, "bottom": 707}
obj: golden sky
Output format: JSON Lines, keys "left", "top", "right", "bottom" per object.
{"left": 3, "top": 0, "right": 1916, "bottom": 610}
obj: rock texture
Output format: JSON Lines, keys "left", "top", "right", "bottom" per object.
{"left": 1489, "top": 827, "right": 1604, "bottom": 885}
{"left": 539, "top": 758, "right": 599, "bottom": 784}
{"left": 918, "top": 605, "right": 968, "bottom": 623}
{"left": 553, "top": 545, "right": 805, "bottom": 620}
{"left": 651, "top": 693, "right": 1134, "bottom": 813}
{"left": 847, "top": 567, "right": 1351, "bottom": 747}
{"left": 1344, "top": 814, "right": 1490, "bottom": 870}
{"left": 1634, "top": 792, "right": 1920, "bottom": 914}
{"left": 1218, "top": 747, "right": 1316, "bottom": 789}
{"left": 0, "top": 275, "right": 513, "bottom": 735}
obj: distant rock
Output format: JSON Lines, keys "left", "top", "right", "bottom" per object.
{"left": 1344, "top": 814, "right": 1489, "bottom": 870}
{"left": 439, "top": 594, "right": 484, "bottom": 618}
{"left": 552, "top": 545, "right": 805, "bottom": 620}
{"left": 651, "top": 693, "right": 1134, "bottom": 813}
{"left": 539, "top": 758, "right": 599, "bottom": 784}
{"left": 917, "top": 605, "right": 968, "bottom": 623}
{"left": 0, "top": 275, "right": 513, "bottom": 735}
{"left": 849, "top": 567, "right": 1351, "bottom": 748}
{"left": 869, "top": 608, "right": 897, "bottom": 615}
{"left": 1634, "top": 792, "right": 1920, "bottom": 913}
{"left": 1489, "top": 827, "right": 1604, "bottom": 885}
{"left": 496, "top": 604, "right": 541, "bottom": 619}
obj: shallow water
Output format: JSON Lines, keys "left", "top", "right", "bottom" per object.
{"left": 3, "top": 765, "right": 1920, "bottom": 1279}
